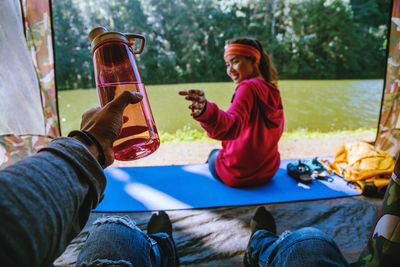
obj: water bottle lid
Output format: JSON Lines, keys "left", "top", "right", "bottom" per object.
{"left": 88, "top": 27, "right": 145, "bottom": 54}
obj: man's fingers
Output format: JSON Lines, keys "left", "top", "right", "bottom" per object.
{"left": 107, "top": 91, "right": 143, "bottom": 112}
{"left": 123, "top": 91, "right": 143, "bottom": 104}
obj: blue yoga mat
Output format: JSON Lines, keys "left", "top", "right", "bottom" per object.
{"left": 94, "top": 158, "right": 360, "bottom": 212}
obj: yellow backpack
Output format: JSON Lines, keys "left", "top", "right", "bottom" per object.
{"left": 329, "top": 142, "right": 395, "bottom": 196}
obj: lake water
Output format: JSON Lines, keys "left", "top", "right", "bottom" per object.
{"left": 58, "top": 79, "right": 384, "bottom": 135}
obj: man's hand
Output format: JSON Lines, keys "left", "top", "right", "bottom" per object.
{"left": 78, "top": 91, "right": 143, "bottom": 167}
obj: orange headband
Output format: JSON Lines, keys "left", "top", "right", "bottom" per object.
{"left": 224, "top": 43, "right": 261, "bottom": 64}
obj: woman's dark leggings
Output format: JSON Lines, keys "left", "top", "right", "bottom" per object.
{"left": 207, "top": 149, "right": 221, "bottom": 181}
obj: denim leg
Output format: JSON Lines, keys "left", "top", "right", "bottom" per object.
{"left": 149, "top": 233, "right": 179, "bottom": 267}
{"left": 246, "top": 229, "right": 280, "bottom": 267}
{"left": 76, "top": 216, "right": 178, "bottom": 267}
{"left": 246, "top": 227, "right": 350, "bottom": 267}
{"left": 207, "top": 149, "right": 221, "bottom": 180}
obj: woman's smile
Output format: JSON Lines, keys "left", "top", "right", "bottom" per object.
{"left": 225, "top": 55, "right": 259, "bottom": 84}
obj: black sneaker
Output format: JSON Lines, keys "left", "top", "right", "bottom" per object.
{"left": 250, "top": 206, "right": 276, "bottom": 236}
{"left": 244, "top": 206, "right": 277, "bottom": 267}
{"left": 147, "top": 211, "right": 173, "bottom": 238}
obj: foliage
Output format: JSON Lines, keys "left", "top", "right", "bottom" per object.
{"left": 52, "top": 0, "right": 391, "bottom": 90}
{"left": 159, "top": 125, "right": 211, "bottom": 143}
{"left": 278, "top": 0, "right": 362, "bottom": 77}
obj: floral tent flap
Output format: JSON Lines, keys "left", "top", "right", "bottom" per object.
{"left": 375, "top": 0, "right": 400, "bottom": 158}
{"left": 0, "top": 0, "right": 60, "bottom": 168}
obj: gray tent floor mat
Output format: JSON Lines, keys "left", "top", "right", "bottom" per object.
{"left": 55, "top": 196, "right": 382, "bottom": 266}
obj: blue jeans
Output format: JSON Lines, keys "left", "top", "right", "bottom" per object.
{"left": 207, "top": 148, "right": 221, "bottom": 180}
{"left": 76, "top": 216, "right": 178, "bottom": 267}
{"left": 245, "top": 227, "right": 350, "bottom": 267}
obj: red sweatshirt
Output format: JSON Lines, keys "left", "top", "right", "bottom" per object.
{"left": 195, "top": 78, "right": 284, "bottom": 187}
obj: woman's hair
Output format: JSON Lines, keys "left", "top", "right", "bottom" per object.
{"left": 229, "top": 37, "right": 278, "bottom": 85}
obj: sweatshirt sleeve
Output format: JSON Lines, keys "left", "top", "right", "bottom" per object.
{"left": 195, "top": 83, "right": 255, "bottom": 140}
{"left": 0, "top": 137, "right": 106, "bottom": 267}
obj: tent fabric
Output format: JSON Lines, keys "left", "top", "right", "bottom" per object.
{"left": 21, "top": 0, "right": 59, "bottom": 138}
{"left": 375, "top": 0, "right": 400, "bottom": 158}
{"left": 0, "top": 0, "right": 45, "bottom": 136}
{"left": 0, "top": 0, "right": 60, "bottom": 169}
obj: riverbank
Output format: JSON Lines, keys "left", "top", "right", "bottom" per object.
{"left": 113, "top": 128, "right": 376, "bottom": 167}
{"left": 59, "top": 80, "right": 383, "bottom": 136}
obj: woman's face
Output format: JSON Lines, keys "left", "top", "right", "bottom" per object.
{"left": 225, "top": 54, "right": 258, "bottom": 84}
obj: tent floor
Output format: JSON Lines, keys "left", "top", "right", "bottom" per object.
{"left": 55, "top": 195, "right": 381, "bottom": 266}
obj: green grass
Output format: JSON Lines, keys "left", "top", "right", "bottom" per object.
{"left": 281, "top": 127, "right": 376, "bottom": 139}
{"left": 159, "top": 125, "right": 212, "bottom": 142}
{"left": 159, "top": 126, "right": 377, "bottom": 143}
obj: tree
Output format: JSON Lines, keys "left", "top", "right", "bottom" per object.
{"left": 268, "top": 0, "right": 364, "bottom": 78}
{"left": 53, "top": 0, "right": 152, "bottom": 89}
{"left": 52, "top": 0, "right": 391, "bottom": 89}
{"left": 52, "top": 0, "right": 93, "bottom": 89}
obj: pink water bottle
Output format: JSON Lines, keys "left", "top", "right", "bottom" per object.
{"left": 88, "top": 27, "right": 159, "bottom": 161}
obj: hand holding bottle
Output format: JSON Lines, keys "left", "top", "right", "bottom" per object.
{"left": 89, "top": 27, "right": 159, "bottom": 161}
{"left": 79, "top": 91, "right": 143, "bottom": 167}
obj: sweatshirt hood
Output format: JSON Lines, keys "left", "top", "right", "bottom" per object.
{"left": 239, "top": 78, "right": 284, "bottom": 128}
